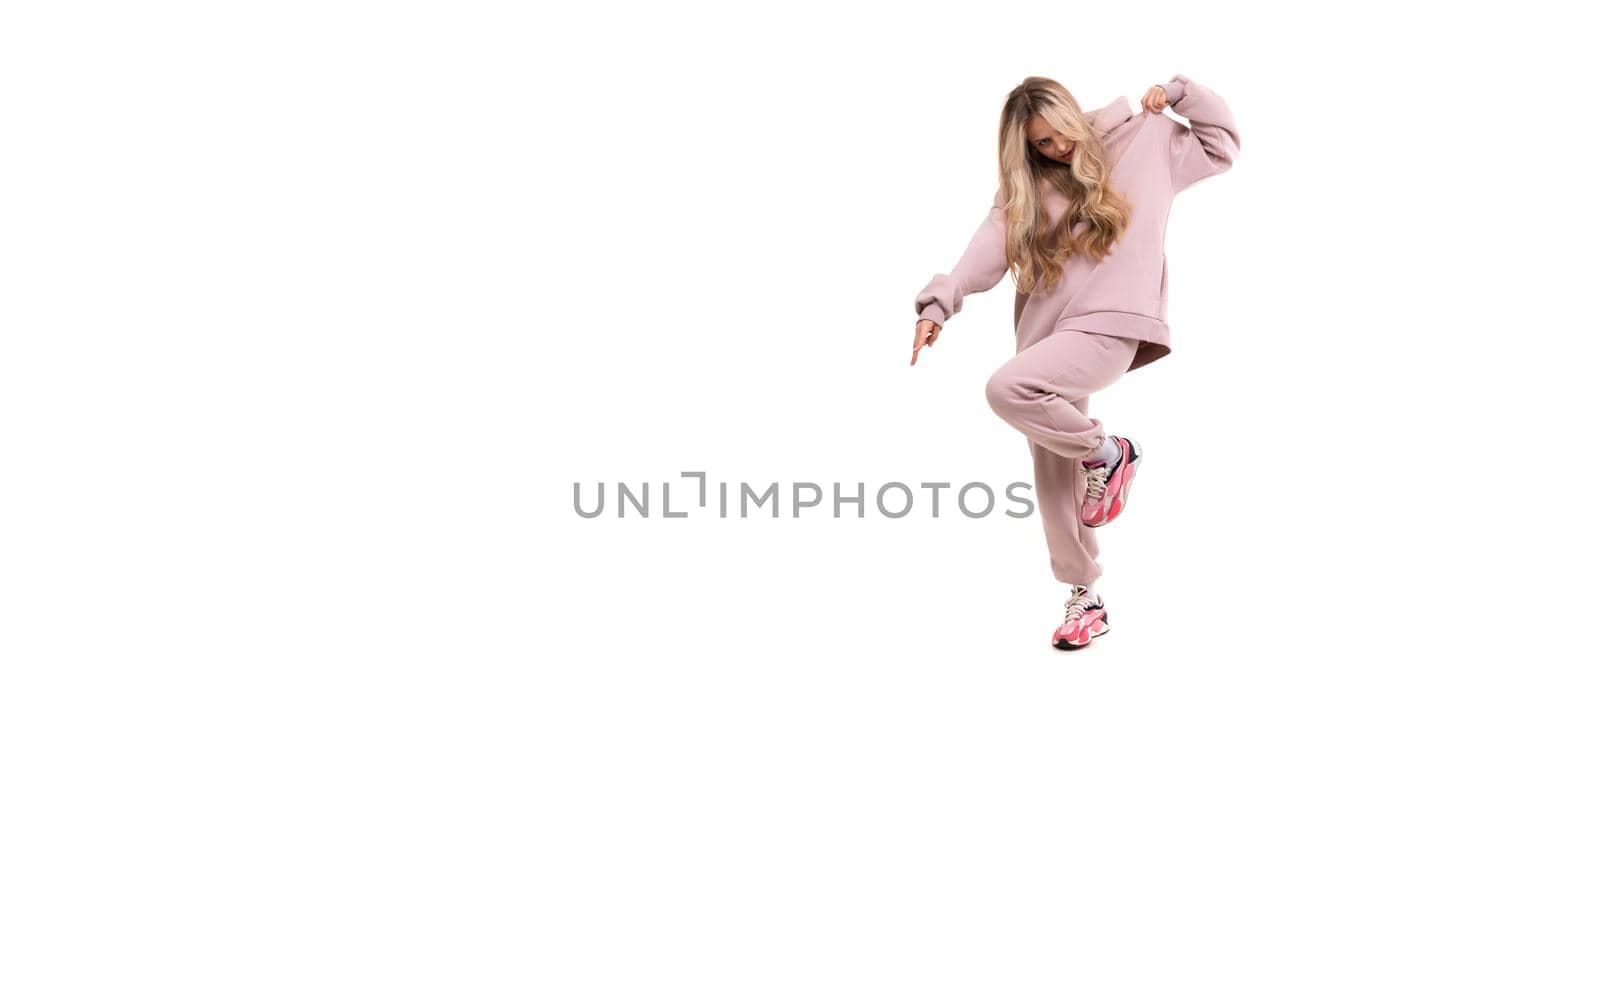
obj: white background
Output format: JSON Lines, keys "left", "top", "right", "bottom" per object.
{"left": 3, "top": 1, "right": 1597, "bottom": 987}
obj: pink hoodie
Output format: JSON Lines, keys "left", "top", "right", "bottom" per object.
{"left": 914, "top": 74, "right": 1240, "bottom": 372}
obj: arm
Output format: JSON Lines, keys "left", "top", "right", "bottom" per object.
{"left": 1160, "top": 74, "right": 1241, "bottom": 193}
{"left": 913, "top": 188, "right": 1011, "bottom": 327}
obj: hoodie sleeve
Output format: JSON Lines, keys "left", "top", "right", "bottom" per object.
{"left": 1160, "top": 74, "right": 1240, "bottom": 193}
{"left": 913, "top": 188, "right": 1011, "bottom": 327}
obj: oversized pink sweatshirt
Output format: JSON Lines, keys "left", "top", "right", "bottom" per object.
{"left": 914, "top": 74, "right": 1240, "bottom": 372}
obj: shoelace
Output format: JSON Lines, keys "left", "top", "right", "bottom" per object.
{"left": 1062, "top": 585, "right": 1095, "bottom": 623}
{"left": 1079, "top": 461, "right": 1110, "bottom": 502}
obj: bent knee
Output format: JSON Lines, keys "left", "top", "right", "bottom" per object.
{"left": 985, "top": 369, "right": 1011, "bottom": 419}
{"left": 984, "top": 367, "right": 1020, "bottom": 419}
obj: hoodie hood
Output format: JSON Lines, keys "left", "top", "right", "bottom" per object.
{"left": 1085, "top": 95, "right": 1139, "bottom": 137}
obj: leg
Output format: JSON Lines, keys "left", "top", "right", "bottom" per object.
{"left": 1030, "top": 395, "right": 1107, "bottom": 585}
{"left": 985, "top": 330, "right": 1137, "bottom": 461}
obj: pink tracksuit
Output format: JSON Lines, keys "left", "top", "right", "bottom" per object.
{"left": 914, "top": 74, "right": 1240, "bottom": 584}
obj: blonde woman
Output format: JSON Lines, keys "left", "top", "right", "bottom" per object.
{"left": 910, "top": 74, "right": 1240, "bottom": 650}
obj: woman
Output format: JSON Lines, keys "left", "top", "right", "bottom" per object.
{"left": 909, "top": 74, "right": 1240, "bottom": 650}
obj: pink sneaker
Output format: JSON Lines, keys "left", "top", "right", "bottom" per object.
{"left": 1052, "top": 584, "right": 1110, "bottom": 650}
{"left": 1079, "top": 435, "right": 1142, "bottom": 528}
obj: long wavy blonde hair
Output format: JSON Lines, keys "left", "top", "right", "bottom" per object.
{"left": 997, "top": 76, "right": 1133, "bottom": 294}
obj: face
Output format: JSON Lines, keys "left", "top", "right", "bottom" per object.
{"left": 1026, "top": 114, "right": 1075, "bottom": 165}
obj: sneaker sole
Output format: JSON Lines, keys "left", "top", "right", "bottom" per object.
{"left": 1052, "top": 612, "right": 1111, "bottom": 650}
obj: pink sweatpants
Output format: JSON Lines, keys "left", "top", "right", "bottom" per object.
{"left": 984, "top": 329, "right": 1140, "bottom": 586}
